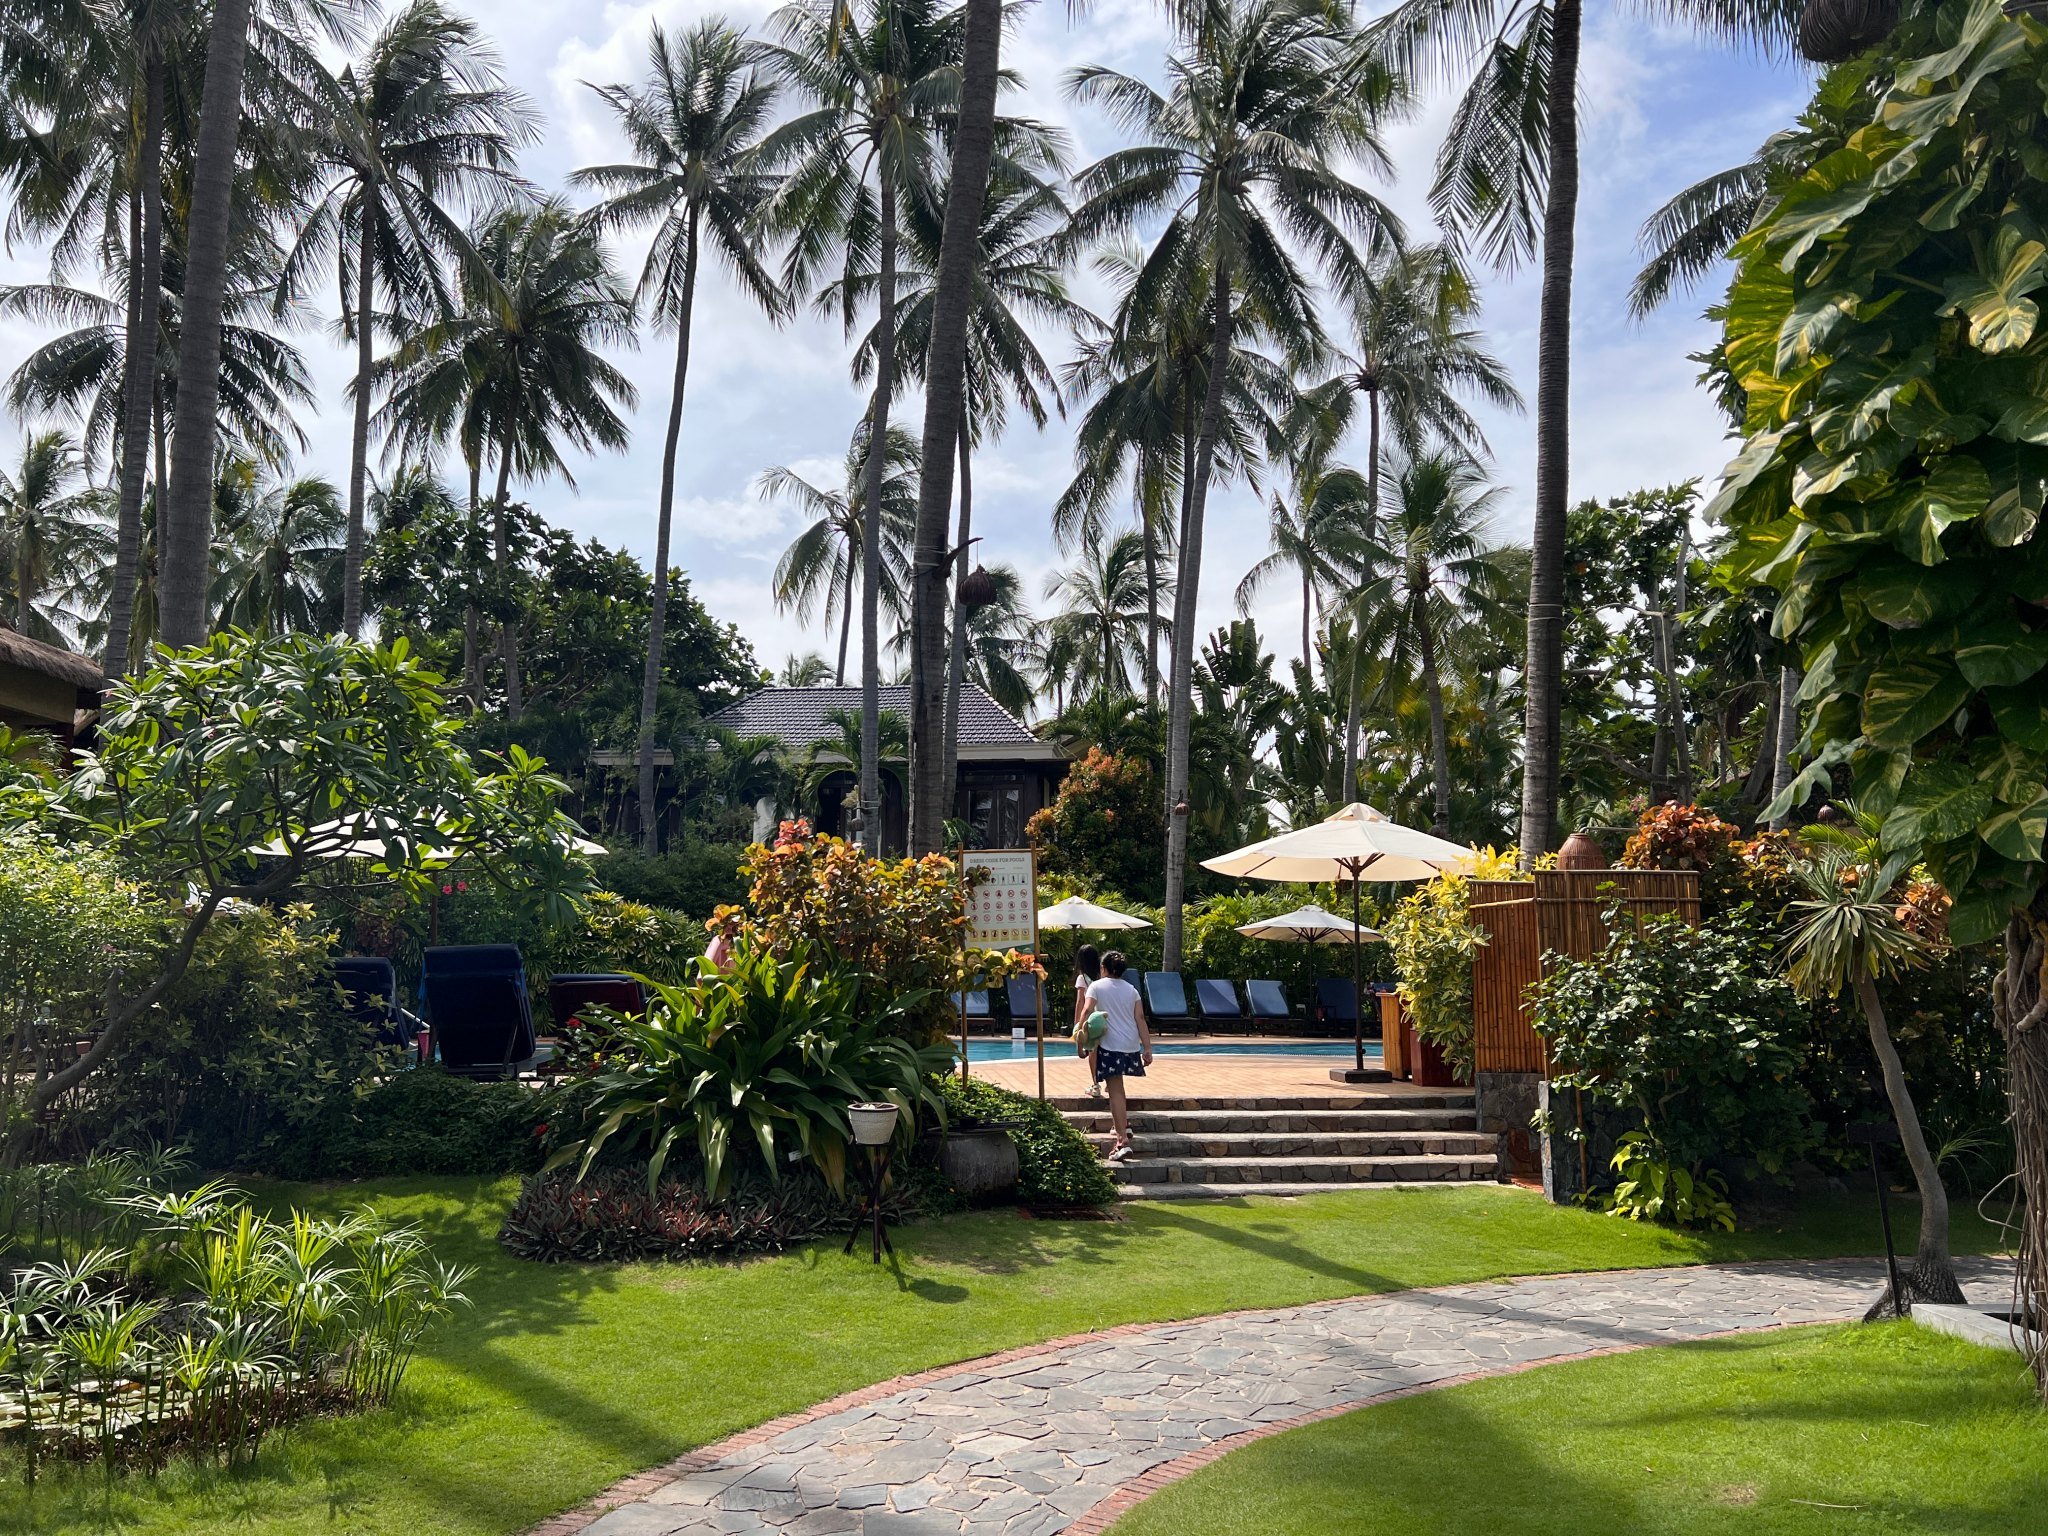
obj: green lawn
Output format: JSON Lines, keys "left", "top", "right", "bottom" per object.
{"left": 0, "top": 1180, "right": 2014, "bottom": 1536}
{"left": 1109, "top": 1322, "right": 2045, "bottom": 1536}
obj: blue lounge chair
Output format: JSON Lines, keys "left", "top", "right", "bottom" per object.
{"left": 1194, "top": 978, "right": 1243, "bottom": 1020}
{"left": 332, "top": 956, "right": 420, "bottom": 1048}
{"left": 1005, "top": 974, "right": 1043, "bottom": 1021}
{"left": 1141, "top": 970, "right": 1190, "bottom": 1020}
{"left": 952, "top": 989, "right": 992, "bottom": 1017}
{"left": 1245, "top": 979, "right": 1292, "bottom": 1025}
{"left": 422, "top": 945, "right": 538, "bottom": 1080}
{"left": 1313, "top": 977, "right": 1359, "bottom": 1028}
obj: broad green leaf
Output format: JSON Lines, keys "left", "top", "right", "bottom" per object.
{"left": 1975, "top": 738, "right": 2047, "bottom": 803}
{"left": 1775, "top": 288, "right": 1865, "bottom": 372}
{"left": 1979, "top": 793, "right": 2048, "bottom": 862}
{"left": 1844, "top": 557, "right": 1977, "bottom": 626}
{"left": 1767, "top": 148, "right": 1882, "bottom": 269}
{"left": 1862, "top": 656, "right": 1969, "bottom": 746}
{"left": 1882, "top": 761, "right": 1993, "bottom": 846}
{"left": 1989, "top": 685, "right": 2048, "bottom": 751}
{"left": 1956, "top": 620, "right": 2048, "bottom": 688}
{"left": 1984, "top": 445, "right": 2047, "bottom": 544}
{"left": 1942, "top": 221, "right": 2048, "bottom": 354}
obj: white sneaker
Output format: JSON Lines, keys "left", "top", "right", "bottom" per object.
{"left": 1107, "top": 1142, "right": 1133, "bottom": 1163}
{"left": 1085, "top": 1082, "right": 1105, "bottom": 1100}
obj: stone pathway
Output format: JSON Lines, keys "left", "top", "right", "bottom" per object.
{"left": 550, "top": 1257, "right": 2014, "bottom": 1536}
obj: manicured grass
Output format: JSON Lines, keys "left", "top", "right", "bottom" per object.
{"left": 1109, "top": 1322, "right": 2046, "bottom": 1536}
{"left": 0, "top": 1180, "right": 2013, "bottom": 1536}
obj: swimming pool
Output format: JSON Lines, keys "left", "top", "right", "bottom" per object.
{"left": 958, "top": 1037, "right": 1383, "bottom": 1063}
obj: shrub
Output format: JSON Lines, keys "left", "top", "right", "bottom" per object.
{"left": 1382, "top": 850, "right": 1522, "bottom": 1078}
{"left": 549, "top": 939, "right": 955, "bottom": 1198}
{"left": 1533, "top": 912, "right": 1818, "bottom": 1184}
{"left": 938, "top": 1076, "right": 1118, "bottom": 1208}
{"left": 1604, "top": 1131, "right": 1736, "bottom": 1231}
{"left": 740, "top": 819, "right": 1036, "bottom": 1045}
{"left": 599, "top": 842, "right": 751, "bottom": 917}
{"left": 1026, "top": 749, "right": 1167, "bottom": 905}
{"left": 284, "top": 1068, "right": 546, "bottom": 1180}
{"left": 550, "top": 890, "right": 700, "bottom": 985}
{"left": 67, "top": 905, "right": 398, "bottom": 1171}
{"left": 500, "top": 1166, "right": 887, "bottom": 1263}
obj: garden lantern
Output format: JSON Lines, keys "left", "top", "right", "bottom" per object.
{"left": 845, "top": 1100, "right": 901, "bottom": 1264}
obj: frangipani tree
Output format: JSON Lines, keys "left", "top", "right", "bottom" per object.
{"left": 17, "top": 631, "right": 589, "bottom": 1133}
{"left": 1710, "top": 0, "right": 2048, "bottom": 1386}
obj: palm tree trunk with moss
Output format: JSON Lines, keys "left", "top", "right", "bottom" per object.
{"left": 908, "top": 0, "right": 1003, "bottom": 857}
{"left": 1854, "top": 971, "right": 1965, "bottom": 1313}
{"left": 1771, "top": 663, "right": 1803, "bottom": 828}
{"left": 1163, "top": 268, "right": 1235, "bottom": 971}
{"left": 942, "top": 404, "right": 972, "bottom": 809}
{"left": 107, "top": 49, "right": 164, "bottom": 679}
{"left": 857, "top": 180, "right": 899, "bottom": 854}
{"left": 1142, "top": 499, "right": 1161, "bottom": 707}
{"left": 493, "top": 435, "right": 519, "bottom": 719}
{"left": 464, "top": 456, "right": 482, "bottom": 707}
{"left": 1418, "top": 587, "right": 1452, "bottom": 838}
{"left": 1341, "top": 388, "right": 1381, "bottom": 801}
{"left": 836, "top": 562, "right": 853, "bottom": 686}
{"left": 343, "top": 188, "right": 379, "bottom": 639}
{"left": 1515, "top": 0, "right": 1582, "bottom": 868}
{"left": 1995, "top": 910, "right": 2048, "bottom": 1397}
{"left": 638, "top": 204, "right": 702, "bottom": 853}
{"left": 158, "top": 0, "right": 254, "bottom": 647}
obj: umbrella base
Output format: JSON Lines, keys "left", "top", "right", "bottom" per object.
{"left": 1329, "top": 1066, "right": 1393, "bottom": 1084}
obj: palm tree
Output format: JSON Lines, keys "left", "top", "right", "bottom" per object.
{"left": 796, "top": 704, "right": 909, "bottom": 805}
{"left": 1044, "top": 531, "right": 1153, "bottom": 705}
{"left": 1062, "top": 0, "right": 1402, "bottom": 965}
{"left": 576, "top": 17, "right": 786, "bottom": 853}
{"left": 766, "top": 424, "right": 920, "bottom": 684}
{"left": 1785, "top": 843, "right": 1967, "bottom": 1313}
{"left": 211, "top": 459, "right": 345, "bottom": 636}
{"left": 0, "top": 430, "right": 110, "bottom": 642}
{"left": 779, "top": 652, "right": 835, "bottom": 686}
{"left": 378, "top": 198, "right": 638, "bottom": 719}
{"left": 280, "top": 0, "right": 534, "bottom": 639}
{"left": 1237, "top": 462, "right": 1374, "bottom": 672}
{"left": 1368, "top": 0, "right": 1796, "bottom": 861}
{"left": 1353, "top": 451, "right": 1525, "bottom": 836}
{"left": 753, "top": 0, "right": 959, "bottom": 852}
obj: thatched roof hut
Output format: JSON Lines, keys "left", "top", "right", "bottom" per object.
{"left": 0, "top": 626, "right": 103, "bottom": 743}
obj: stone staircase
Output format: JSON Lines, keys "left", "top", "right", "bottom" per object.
{"left": 1056, "top": 1090, "right": 1500, "bottom": 1199}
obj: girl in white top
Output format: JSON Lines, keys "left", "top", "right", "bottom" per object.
{"left": 1080, "top": 951, "right": 1152, "bottom": 1161}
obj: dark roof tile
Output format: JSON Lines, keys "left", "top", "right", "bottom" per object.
{"left": 703, "top": 684, "right": 1038, "bottom": 750}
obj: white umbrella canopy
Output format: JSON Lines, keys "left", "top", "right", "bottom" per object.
{"left": 1200, "top": 803, "right": 1478, "bottom": 884}
{"left": 1038, "top": 895, "right": 1153, "bottom": 931}
{"left": 1234, "top": 904, "right": 1382, "bottom": 945}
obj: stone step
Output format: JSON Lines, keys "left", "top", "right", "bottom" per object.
{"left": 1063, "top": 1107, "right": 1479, "bottom": 1135}
{"left": 1113, "top": 1153, "right": 1500, "bottom": 1186}
{"left": 1116, "top": 1179, "right": 1496, "bottom": 1201}
{"left": 1050, "top": 1091, "right": 1474, "bottom": 1113}
{"left": 1084, "top": 1131, "right": 1500, "bottom": 1159}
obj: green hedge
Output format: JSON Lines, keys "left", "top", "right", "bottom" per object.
{"left": 277, "top": 1069, "right": 546, "bottom": 1180}
{"left": 938, "top": 1076, "right": 1117, "bottom": 1208}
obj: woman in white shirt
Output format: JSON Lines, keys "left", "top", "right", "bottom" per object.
{"left": 1072, "top": 944, "right": 1103, "bottom": 1101}
{"left": 1080, "top": 951, "right": 1152, "bottom": 1162}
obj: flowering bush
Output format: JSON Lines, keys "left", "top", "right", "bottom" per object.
{"left": 738, "top": 820, "right": 1038, "bottom": 1045}
{"left": 1026, "top": 749, "right": 1166, "bottom": 904}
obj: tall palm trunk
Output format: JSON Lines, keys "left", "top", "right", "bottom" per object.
{"left": 856, "top": 180, "right": 899, "bottom": 854}
{"left": 1340, "top": 387, "right": 1381, "bottom": 800}
{"left": 1301, "top": 573, "right": 1312, "bottom": 675}
{"left": 1770, "top": 662, "right": 1803, "bottom": 827}
{"left": 107, "top": 49, "right": 164, "bottom": 679}
{"left": 637, "top": 204, "right": 702, "bottom": 854}
{"left": 941, "top": 404, "right": 972, "bottom": 807}
{"left": 1854, "top": 971, "right": 1965, "bottom": 1311}
{"left": 1416, "top": 585, "right": 1452, "bottom": 838}
{"left": 158, "top": 0, "right": 255, "bottom": 647}
{"left": 835, "top": 560, "right": 853, "bottom": 685}
{"left": 907, "top": 0, "right": 1004, "bottom": 856}
{"left": 1515, "top": 0, "right": 1582, "bottom": 866}
{"left": 464, "top": 456, "right": 482, "bottom": 706}
{"left": 1993, "top": 911, "right": 2048, "bottom": 1397}
{"left": 342, "top": 187, "right": 379, "bottom": 638}
{"left": 493, "top": 433, "right": 519, "bottom": 718}
{"left": 1162, "top": 268, "right": 1235, "bottom": 970}
{"left": 1142, "top": 496, "right": 1161, "bottom": 706}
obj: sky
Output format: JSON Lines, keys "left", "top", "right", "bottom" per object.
{"left": 0, "top": 1, "right": 1814, "bottom": 695}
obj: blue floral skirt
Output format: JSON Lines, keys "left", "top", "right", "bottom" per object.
{"left": 1093, "top": 1048, "right": 1147, "bottom": 1083}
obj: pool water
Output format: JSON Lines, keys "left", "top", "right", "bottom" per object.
{"left": 959, "top": 1037, "right": 1382, "bottom": 1063}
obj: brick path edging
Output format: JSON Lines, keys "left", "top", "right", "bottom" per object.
{"left": 520, "top": 1256, "right": 1908, "bottom": 1536}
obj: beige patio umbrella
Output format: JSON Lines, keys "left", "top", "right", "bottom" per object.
{"left": 1203, "top": 804, "right": 1474, "bottom": 1077}
{"left": 1233, "top": 904, "right": 1381, "bottom": 944}
{"left": 1038, "top": 895, "right": 1153, "bottom": 932}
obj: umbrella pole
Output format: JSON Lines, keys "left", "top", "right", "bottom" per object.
{"left": 1350, "top": 876, "right": 1364, "bottom": 1074}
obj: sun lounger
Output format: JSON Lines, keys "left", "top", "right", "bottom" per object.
{"left": 332, "top": 956, "right": 420, "bottom": 1048}
{"left": 1313, "top": 977, "right": 1360, "bottom": 1028}
{"left": 1005, "top": 974, "right": 1043, "bottom": 1022}
{"left": 547, "top": 973, "right": 646, "bottom": 1031}
{"left": 1141, "top": 970, "right": 1191, "bottom": 1020}
{"left": 1193, "top": 978, "right": 1243, "bottom": 1020}
{"left": 1245, "top": 979, "right": 1292, "bottom": 1026}
{"left": 422, "top": 945, "right": 539, "bottom": 1080}
{"left": 952, "top": 989, "right": 992, "bottom": 1017}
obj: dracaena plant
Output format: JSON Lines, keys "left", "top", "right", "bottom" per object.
{"left": 550, "top": 939, "right": 954, "bottom": 1200}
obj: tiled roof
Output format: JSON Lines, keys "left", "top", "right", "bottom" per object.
{"left": 703, "top": 684, "right": 1039, "bottom": 750}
